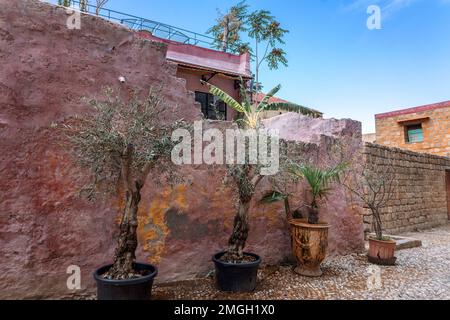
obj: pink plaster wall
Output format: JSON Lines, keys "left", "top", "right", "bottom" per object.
{"left": 177, "top": 68, "right": 238, "bottom": 121}
{"left": 263, "top": 114, "right": 365, "bottom": 255}
{"left": 0, "top": 0, "right": 364, "bottom": 299}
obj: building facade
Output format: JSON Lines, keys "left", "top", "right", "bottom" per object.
{"left": 375, "top": 101, "right": 450, "bottom": 157}
{"left": 138, "top": 32, "right": 252, "bottom": 121}
{"left": 137, "top": 33, "right": 323, "bottom": 123}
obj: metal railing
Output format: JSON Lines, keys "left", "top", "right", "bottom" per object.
{"left": 58, "top": 0, "right": 226, "bottom": 50}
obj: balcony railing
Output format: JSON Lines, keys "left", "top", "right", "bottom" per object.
{"left": 58, "top": 0, "right": 228, "bottom": 50}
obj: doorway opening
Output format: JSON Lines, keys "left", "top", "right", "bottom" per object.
{"left": 446, "top": 170, "right": 450, "bottom": 220}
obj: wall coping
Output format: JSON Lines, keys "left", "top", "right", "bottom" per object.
{"left": 375, "top": 101, "right": 450, "bottom": 120}
{"left": 364, "top": 142, "right": 450, "bottom": 163}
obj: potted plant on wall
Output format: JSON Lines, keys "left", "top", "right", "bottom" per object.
{"left": 265, "top": 163, "right": 346, "bottom": 277}
{"left": 62, "top": 88, "right": 188, "bottom": 300}
{"left": 203, "top": 79, "right": 321, "bottom": 292}
{"left": 342, "top": 160, "right": 397, "bottom": 265}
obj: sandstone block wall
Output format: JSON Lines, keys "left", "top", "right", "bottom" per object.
{"left": 375, "top": 104, "right": 450, "bottom": 157}
{"left": 363, "top": 143, "right": 450, "bottom": 234}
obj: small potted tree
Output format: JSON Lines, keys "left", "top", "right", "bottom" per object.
{"left": 343, "top": 160, "right": 397, "bottom": 265}
{"left": 204, "top": 80, "right": 321, "bottom": 291}
{"left": 62, "top": 88, "right": 188, "bottom": 300}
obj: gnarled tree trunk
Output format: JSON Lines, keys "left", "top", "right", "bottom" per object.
{"left": 104, "top": 144, "right": 145, "bottom": 279}
{"left": 104, "top": 187, "right": 142, "bottom": 279}
{"left": 225, "top": 200, "right": 250, "bottom": 262}
{"left": 223, "top": 163, "right": 264, "bottom": 263}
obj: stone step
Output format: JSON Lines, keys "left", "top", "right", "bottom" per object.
{"left": 365, "top": 234, "right": 423, "bottom": 251}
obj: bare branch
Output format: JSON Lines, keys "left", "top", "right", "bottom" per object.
{"left": 341, "top": 154, "right": 396, "bottom": 240}
{"left": 95, "top": 0, "right": 109, "bottom": 15}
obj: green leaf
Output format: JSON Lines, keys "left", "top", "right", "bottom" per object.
{"left": 260, "top": 190, "right": 286, "bottom": 203}
{"left": 264, "top": 102, "right": 322, "bottom": 118}
{"left": 289, "top": 163, "right": 347, "bottom": 204}
{"left": 256, "top": 84, "right": 281, "bottom": 112}
{"left": 202, "top": 81, "right": 245, "bottom": 113}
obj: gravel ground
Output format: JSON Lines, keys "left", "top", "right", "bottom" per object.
{"left": 152, "top": 224, "right": 450, "bottom": 300}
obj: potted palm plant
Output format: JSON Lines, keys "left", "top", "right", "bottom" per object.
{"left": 62, "top": 88, "right": 188, "bottom": 300}
{"left": 203, "top": 79, "right": 321, "bottom": 292}
{"left": 287, "top": 163, "right": 346, "bottom": 277}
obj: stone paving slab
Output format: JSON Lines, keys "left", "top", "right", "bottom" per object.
{"left": 152, "top": 224, "right": 450, "bottom": 300}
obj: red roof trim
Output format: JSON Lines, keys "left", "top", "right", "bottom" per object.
{"left": 253, "top": 92, "right": 323, "bottom": 115}
{"left": 176, "top": 62, "right": 252, "bottom": 79}
{"left": 375, "top": 101, "right": 450, "bottom": 119}
{"left": 137, "top": 32, "right": 252, "bottom": 78}
{"left": 254, "top": 92, "right": 288, "bottom": 104}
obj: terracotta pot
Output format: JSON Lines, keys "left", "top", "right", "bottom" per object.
{"left": 289, "top": 219, "right": 329, "bottom": 277}
{"left": 368, "top": 238, "right": 397, "bottom": 265}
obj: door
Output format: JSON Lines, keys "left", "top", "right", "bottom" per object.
{"left": 446, "top": 171, "right": 450, "bottom": 220}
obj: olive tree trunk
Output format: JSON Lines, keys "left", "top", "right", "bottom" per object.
{"left": 222, "top": 165, "right": 264, "bottom": 262}
{"left": 225, "top": 200, "right": 250, "bottom": 261}
{"left": 104, "top": 144, "right": 146, "bottom": 280}
{"left": 104, "top": 188, "right": 142, "bottom": 279}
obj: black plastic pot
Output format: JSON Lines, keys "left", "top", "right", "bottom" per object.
{"left": 212, "top": 251, "right": 261, "bottom": 293}
{"left": 93, "top": 263, "right": 158, "bottom": 300}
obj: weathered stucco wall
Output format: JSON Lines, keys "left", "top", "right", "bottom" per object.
{"left": 263, "top": 114, "right": 365, "bottom": 255}
{"left": 0, "top": 0, "right": 364, "bottom": 299}
{"left": 363, "top": 143, "right": 450, "bottom": 234}
{"left": 0, "top": 0, "right": 203, "bottom": 299}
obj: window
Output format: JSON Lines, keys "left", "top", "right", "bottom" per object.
{"left": 195, "top": 92, "right": 227, "bottom": 120}
{"left": 405, "top": 124, "right": 424, "bottom": 143}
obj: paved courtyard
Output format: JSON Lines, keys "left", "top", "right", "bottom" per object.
{"left": 153, "top": 224, "right": 450, "bottom": 300}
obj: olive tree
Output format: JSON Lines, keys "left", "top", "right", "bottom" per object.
{"left": 204, "top": 80, "right": 321, "bottom": 262}
{"left": 342, "top": 157, "right": 396, "bottom": 240}
{"left": 62, "top": 88, "right": 188, "bottom": 279}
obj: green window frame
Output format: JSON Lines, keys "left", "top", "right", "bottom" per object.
{"left": 405, "top": 124, "right": 424, "bottom": 143}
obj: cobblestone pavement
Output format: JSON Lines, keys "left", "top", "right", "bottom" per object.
{"left": 153, "top": 224, "right": 450, "bottom": 300}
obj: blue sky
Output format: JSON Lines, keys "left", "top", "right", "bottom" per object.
{"left": 52, "top": 0, "right": 450, "bottom": 133}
